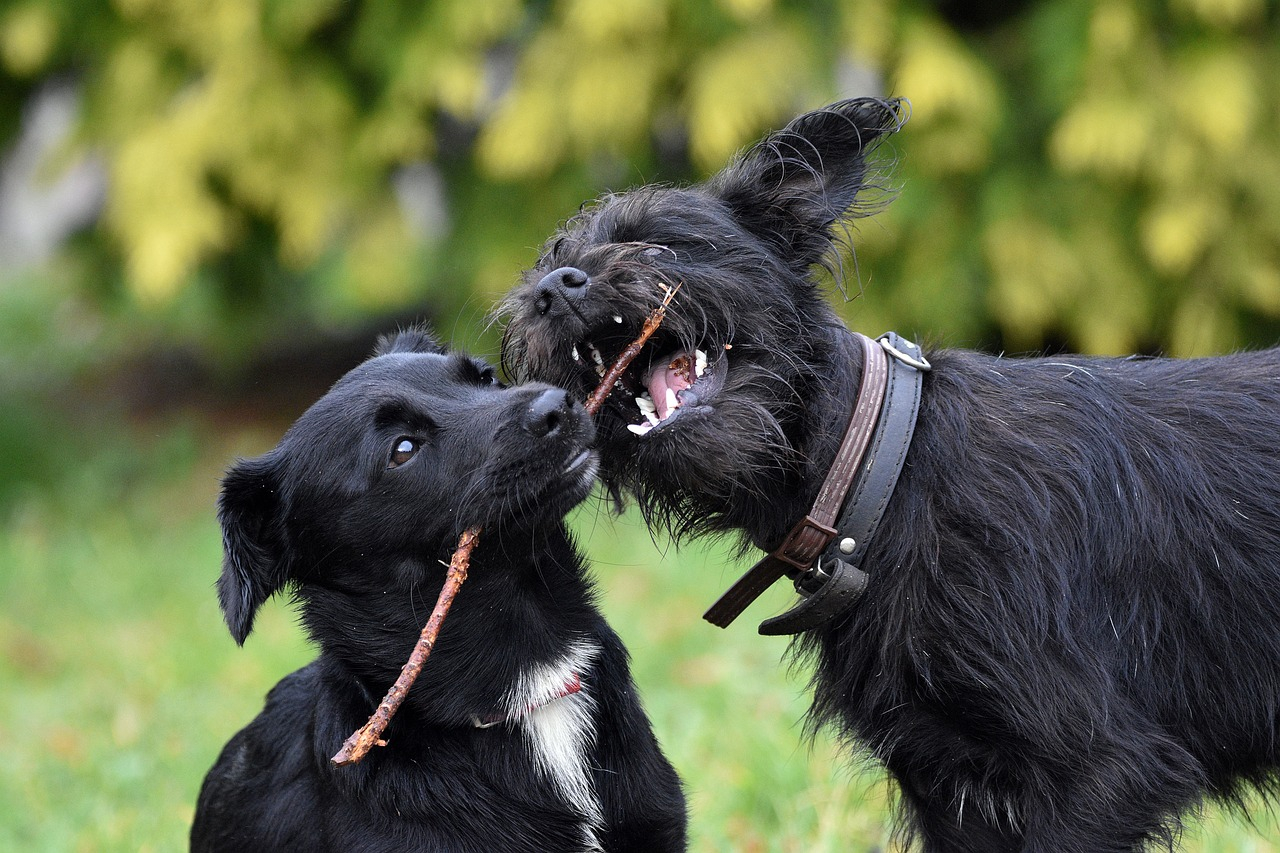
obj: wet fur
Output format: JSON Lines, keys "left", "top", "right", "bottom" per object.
{"left": 191, "top": 328, "right": 686, "bottom": 852}
{"left": 498, "top": 98, "right": 1280, "bottom": 851}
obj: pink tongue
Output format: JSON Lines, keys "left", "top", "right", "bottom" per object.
{"left": 646, "top": 352, "right": 693, "bottom": 420}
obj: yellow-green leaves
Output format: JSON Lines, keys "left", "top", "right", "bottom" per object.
{"left": 8, "top": 0, "right": 1280, "bottom": 362}
{"left": 686, "top": 26, "right": 810, "bottom": 171}
{"left": 102, "top": 38, "right": 356, "bottom": 303}
{"left": 856, "top": 0, "right": 1280, "bottom": 356}
{"left": 478, "top": 0, "right": 668, "bottom": 179}
{"left": 1, "top": 4, "right": 58, "bottom": 76}
{"left": 894, "top": 19, "right": 1001, "bottom": 175}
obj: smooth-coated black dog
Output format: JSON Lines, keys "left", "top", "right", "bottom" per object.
{"left": 190, "top": 328, "right": 686, "bottom": 852}
{"left": 499, "top": 98, "right": 1280, "bottom": 852}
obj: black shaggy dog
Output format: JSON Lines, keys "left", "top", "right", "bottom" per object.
{"left": 498, "top": 97, "right": 1280, "bottom": 852}
{"left": 190, "top": 329, "right": 686, "bottom": 852}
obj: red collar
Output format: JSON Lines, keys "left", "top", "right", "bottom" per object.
{"left": 471, "top": 673, "right": 582, "bottom": 729}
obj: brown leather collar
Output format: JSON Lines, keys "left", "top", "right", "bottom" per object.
{"left": 703, "top": 332, "right": 927, "bottom": 630}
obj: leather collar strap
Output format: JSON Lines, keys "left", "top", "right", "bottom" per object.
{"left": 703, "top": 332, "right": 929, "bottom": 634}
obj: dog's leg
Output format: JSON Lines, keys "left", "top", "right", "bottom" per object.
{"left": 895, "top": 774, "right": 1023, "bottom": 853}
{"left": 588, "top": 635, "right": 687, "bottom": 853}
{"left": 898, "top": 761, "right": 1188, "bottom": 853}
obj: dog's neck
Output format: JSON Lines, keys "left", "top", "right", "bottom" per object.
{"left": 706, "top": 330, "right": 927, "bottom": 631}
{"left": 300, "top": 524, "right": 599, "bottom": 726}
{"left": 739, "top": 327, "right": 872, "bottom": 553}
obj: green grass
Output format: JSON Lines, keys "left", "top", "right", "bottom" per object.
{"left": 1, "top": 419, "right": 1277, "bottom": 851}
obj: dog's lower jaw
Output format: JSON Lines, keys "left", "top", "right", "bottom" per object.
{"left": 622, "top": 348, "right": 858, "bottom": 551}
{"left": 624, "top": 349, "right": 724, "bottom": 437}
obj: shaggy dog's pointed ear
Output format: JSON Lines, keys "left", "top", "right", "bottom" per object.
{"left": 710, "top": 97, "right": 906, "bottom": 269}
{"left": 217, "top": 453, "right": 290, "bottom": 645}
{"left": 375, "top": 324, "right": 445, "bottom": 357}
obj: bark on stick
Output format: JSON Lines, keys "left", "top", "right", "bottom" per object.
{"left": 583, "top": 285, "right": 678, "bottom": 416}
{"left": 330, "top": 526, "right": 482, "bottom": 766}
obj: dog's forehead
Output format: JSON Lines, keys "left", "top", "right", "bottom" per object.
{"left": 344, "top": 350, "right": 452, "bottom": 386}
{"left": 588, "top": 187, "right": 731, "bottom": 242}
{"left": 289, "top": 351, "right": 476, "bottom": 434}
{"left": 540, "top": 189, "right": 741, "bottom": 276}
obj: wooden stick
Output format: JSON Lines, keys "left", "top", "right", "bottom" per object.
{"left": 583, "top": 284, "right": 679, "bottom": 416}
{"left": 330, "top": 526, "right": 482, "bottom": 766}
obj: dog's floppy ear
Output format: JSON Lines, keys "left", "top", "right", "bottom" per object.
{"left": 217, "top": 453, "right": 291, "bottom": 645}
{"left": 710, "top": 97, "right": 906, "bottom": 268}
{"left": 375, "top": 324, "right": 445, "bottom": 357}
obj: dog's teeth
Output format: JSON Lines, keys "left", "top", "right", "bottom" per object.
{"left": 665, "top": 388, "right": 679, "bottom": 413}
{"left": 627, "top": 423, "right": 654, "bottom": 437}
{"left": 636, "top": 395, "right": 656, "bottom": 415}
{"left": 590, "top": 345, "right": 604, "bottom": 366}
{"left": 571, "top": 345, "right": 581, "bottom": 363}
{"left": 612, "top": 315, "right": 623, "bottom": 324}
{"left": 646, "top": 412, "right": 660, "bottom": 426}
{"left": 595, "top": 365, "right": 606, "bottom": 378}
{"left": 695, "top": 349, "right": 708, "bottom": 378}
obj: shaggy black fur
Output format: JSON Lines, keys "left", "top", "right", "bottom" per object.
{"left": 498, "top": 97, "right": 1280, "bottom": 851}
{"left": 190, "top": 329, "right": 686, "bottom": 852}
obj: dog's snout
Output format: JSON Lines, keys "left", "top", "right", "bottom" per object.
{"left": 533, "top": 267, "right": 589, "bottom": 315}
{"left": 524, "top": 388, "right": 575, "bottom": 438}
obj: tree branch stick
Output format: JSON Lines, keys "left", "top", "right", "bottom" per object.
{"left": 583, "top": 284, "right": 679, "bottom": 416}
{"left": 330, "top": 525, "right": 482, "bottom": 766}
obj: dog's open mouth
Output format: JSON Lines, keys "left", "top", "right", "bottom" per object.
{"left": 570, "top": 330, "right": 728, "bottom": 438}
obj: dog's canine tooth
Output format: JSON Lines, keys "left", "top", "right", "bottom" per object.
{"left": 695, "top": 349, "right": 708, "bottom": 378}
{"left": 664, "top": 388, "right": 679, "bottom": 415}
{"left": 645, "top": 412, "right": 660, "bottom": 426}
{"left": 613, "top": 315, "right": 623, "bottom": 324}
{"left": 626, "top": 423, "right": 654, "bottom": 436}
{"left": 571, "top": 345, "right": 582, "bottom": 363}
{"left": 636, "top": 396, "right": 657, "bottom": 416}
{"left": 590, "top": 345, "right": 605, "bottom": 367}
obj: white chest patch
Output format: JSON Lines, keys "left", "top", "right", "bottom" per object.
{"left": 507, "top": 641, "right": 603, "bottom": 852}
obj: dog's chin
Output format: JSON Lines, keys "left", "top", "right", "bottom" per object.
{"left": 510, "top": 315, "right": 798, "bottom": 520}
{"left": 478, "top": 449, "right": 600, "bottom": 533}
{"left": 598, "top": 387, "right": 797, "bottom": 533}
{"left": 560, "top": 448, "right": 601, "bottom": 505}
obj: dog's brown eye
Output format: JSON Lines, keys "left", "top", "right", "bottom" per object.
{"left": 388, "top": 438, "right": 421, "bottom": 469}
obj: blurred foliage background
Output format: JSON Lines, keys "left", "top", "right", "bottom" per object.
{"left": 2, "top": 0, "right": 1280, "bottom": 850}
{"left": 2, "top": 0, "right": 1278, "bottom": 379}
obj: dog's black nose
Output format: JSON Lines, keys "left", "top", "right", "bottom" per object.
{"left": 533, "top": 267, "right": 589, "bottom": 315}
{"left": 524, "top": 388, "right": 575, "bottom": 438}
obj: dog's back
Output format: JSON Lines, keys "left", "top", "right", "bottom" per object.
{"left": 191, "top": 329, "right": 685, "bottom": 852}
